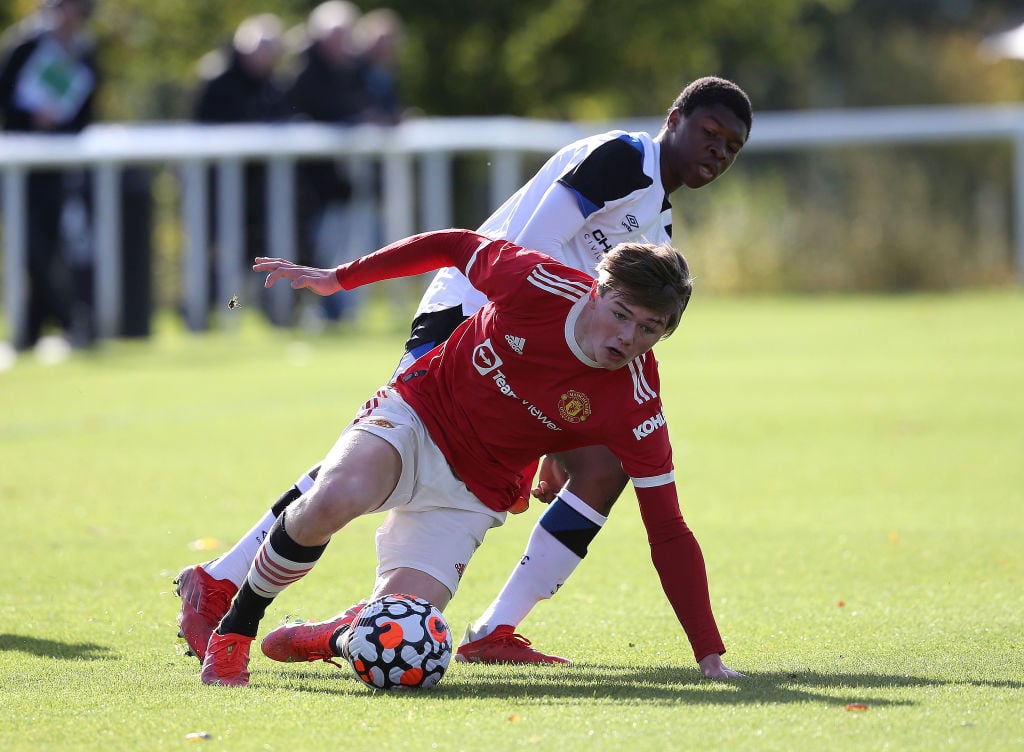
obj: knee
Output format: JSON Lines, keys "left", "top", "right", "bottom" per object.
{"left": 285, "top": 494, "right": 344, "bottom": 544}
{"left": 288, "top": 474, "right": 372, "bottom": 542}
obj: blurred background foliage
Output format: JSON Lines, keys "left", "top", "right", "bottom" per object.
{"left": 3, "top": 0, "right": 1024, "bottom": 292}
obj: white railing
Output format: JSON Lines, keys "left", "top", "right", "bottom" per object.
{"left": 2, "top": 105, "right": 1023, "bottom": 343}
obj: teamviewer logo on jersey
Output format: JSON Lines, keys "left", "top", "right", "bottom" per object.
{"left": 505, "top": 334, "right": 525, "bottom": 354}
{"left": 472, "top": 340, "right": 503, "bottom": 374}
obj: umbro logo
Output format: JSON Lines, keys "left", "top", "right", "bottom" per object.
{"left": 505, "top": 334, "right": 526, "bottom": 354}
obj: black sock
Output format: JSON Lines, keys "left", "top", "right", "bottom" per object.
{"left": 218, "top": 582, "right": 273, "bottom": 638}
{"left": 269, "top": 486, "right": 301, "bottom": 518}
{"left": 270, "top": 465, "right": 321, "bottom": 517}
{"left": 218, "top": 511, "right": 327, "bottom": 638}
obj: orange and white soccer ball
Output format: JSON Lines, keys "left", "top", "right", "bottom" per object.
{"left": 343, "top": 593, "right": 452, "bottom": 690}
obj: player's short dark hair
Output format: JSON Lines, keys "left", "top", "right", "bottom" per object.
{"left": 672, "top": 76, "right": 753, "bottom": 140}
{"left": 596, "top": 242, "right": 693, "bottom": 338}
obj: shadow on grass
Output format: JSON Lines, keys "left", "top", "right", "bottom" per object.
{"left": 0, "top": 633, "right": 114, "bottom": 660}
{"left": 262, "top": 663, "right": 1022, "bottom": 706}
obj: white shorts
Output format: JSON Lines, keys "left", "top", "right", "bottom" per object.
{"left": 347, "top": 387, "right": 506, "bottom": 596}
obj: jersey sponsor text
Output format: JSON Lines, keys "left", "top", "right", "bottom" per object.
{"left": 633, "top": 411, "right": 666, "bottom": 440}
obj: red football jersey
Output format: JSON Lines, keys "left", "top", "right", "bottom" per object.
{"left": 336, "top": 229, "right": 725, "bottom": 660}
{"left": 340, "top": 229, "right": 672, "bottom": 510}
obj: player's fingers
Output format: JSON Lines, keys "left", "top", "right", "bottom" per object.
{"left": 264, "top": 268, "right": 294, "bottom": 288}
{"left": 252, "top": 257, "right": 288, "bottom": 271}
{"left": 715, "top": 666, "right": 746, "bottom": 679}
{"left": 531, "top": 481, "right": 556, "bottom": 503}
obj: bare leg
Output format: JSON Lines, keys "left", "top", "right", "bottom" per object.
{"left": 217, "top": 430, "right": 400, "bottom": 638}
{"left": 204, "top": 465, "right": 320, "bottom": 586}
{"left": 370, "top": 567, "right": 453, "bottom": 610}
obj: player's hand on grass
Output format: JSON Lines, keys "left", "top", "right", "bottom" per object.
{"left": 253, "top": 257, "right": 343, "bottom": 296}
{"left": 698, "top": 653, "right": 745, "bottom": 679}
{"left": 531, "top": 455, "right": 568, "bottom": 503}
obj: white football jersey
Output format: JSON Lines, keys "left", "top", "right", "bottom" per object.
{"left": 413, "top": 130, "right": 671, "bottom": 318}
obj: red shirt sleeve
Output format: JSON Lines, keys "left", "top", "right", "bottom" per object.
{"left": 334, "top": 229, "right": 493, "bottom": 289}
{"left": 635, "top": 484, "right": 726, "bottom": 662}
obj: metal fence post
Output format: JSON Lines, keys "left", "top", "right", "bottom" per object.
{"left": 1014, "top": 132, "right": 1024, "bottom": 284}
{"left": 419, "top": 152, "right": 452, "bottom": 231}
{"left": 266, "top": 157, "right": 295, "bottom": 326}
{"left": 94, "top": 163, "right": 121, "bottom": 338}
{"left": 181, "top": 160, "right": 209, "bottom": 332}
{"left": 488, "top": 150, "right": 521, "bottom": 212}
{"left": 2, "top": 167, "right": 26, "bottom": 346}
{"left": 215, "top": 158, "right": 244, "bottom": 329}
{"left": 382, "top": 151, "right": 414, "bottom": 244}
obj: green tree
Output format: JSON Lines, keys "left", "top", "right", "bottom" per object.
{"left": 390, "top": 0, "right": 850, "bottom": 118}
{"left": 5, "top": 0, "right": 851, "bottom": 121}
{"left": 89, "top": 0, "right": 310, "bottom": 120}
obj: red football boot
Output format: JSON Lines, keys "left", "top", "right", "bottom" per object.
{"left": 455, "top": 624, "right": 570, "bottom": 664}
{"left": 260, "top": 603, "right": 366, "bottom": 667}
{"left": 200, "top": 631, "right": 253, "bottom": 687}
{"left": 174, "top": 564, "right": 238, "bottom": 661}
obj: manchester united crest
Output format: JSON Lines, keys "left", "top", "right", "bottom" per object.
{"left": 558, "top": 389, "right": 592, "bottom": 423}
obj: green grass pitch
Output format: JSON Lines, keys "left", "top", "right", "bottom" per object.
{"left": 1, "top": 291, "right": 1021, "bottom": 751}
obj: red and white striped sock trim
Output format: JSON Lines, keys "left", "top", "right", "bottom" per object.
{"left": 248, "top": 541, "right": 316, "bottom": 599}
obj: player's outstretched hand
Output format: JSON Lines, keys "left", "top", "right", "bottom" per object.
{"left": 698, "top": 653, "right": 746, "bottom": 679}
{"left": 253, "top": 257, "right": 343, "bottom": 297}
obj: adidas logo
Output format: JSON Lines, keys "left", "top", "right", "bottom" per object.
{"left": 505, "top": 334, "right": 525, "bottom": 354}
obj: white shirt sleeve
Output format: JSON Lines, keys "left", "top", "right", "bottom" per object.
{"left": 507, "top": 181, "right": 587, "bottom": 259}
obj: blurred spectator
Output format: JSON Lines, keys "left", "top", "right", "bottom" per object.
{"left": 0, "top": 0, "right": 99, "bottom": 352}
{"left": 195, "top": 14, "right": 284, "bottom": 125}
{"left": 343, "top": 7, "right": 407, "bottom": 321}
{"left": 285, "top": 0, "right": 371, "bottom": 326}
{"left": 286, "top": 1, "right": 368, "bottom": 130}
{"left": 193, "top": 13, "right": 286, "bottom": 325}
{"left": 353, "top": 7, "right": 404, "bottom": 125}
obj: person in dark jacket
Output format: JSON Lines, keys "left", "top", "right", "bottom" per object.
{"left": 0, "top": 0, "right": 98, "bottom": 351}
{"left": 353, "top": 8, "right": 403, "bottom": 126}
{"left": 285, "top": 1, "right": 371, "bottom": 325}
{"left": 193, "top": 14, "right": 286, "bottom": 326}
{"left": 195, "top": 14, "right": 285, "bottom": 126}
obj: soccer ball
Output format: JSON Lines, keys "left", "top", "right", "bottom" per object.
{"left": 344, "top": 593, "right": 452, "bottom": 690}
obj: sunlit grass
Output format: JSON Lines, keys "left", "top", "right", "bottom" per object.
{"left": 1, "top": 291, "right": 1021, "bottom": 751}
